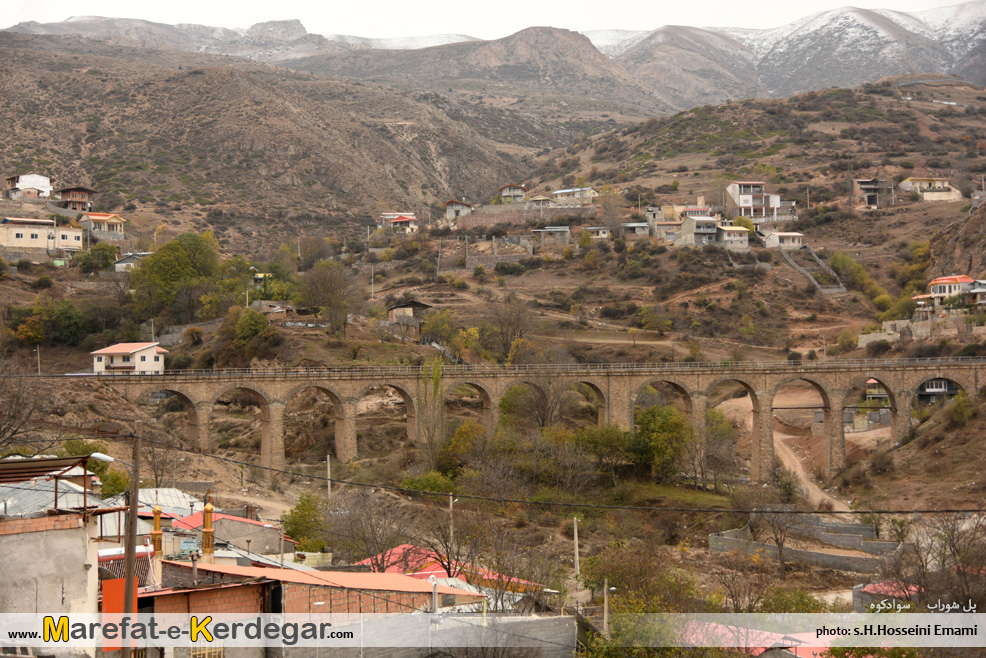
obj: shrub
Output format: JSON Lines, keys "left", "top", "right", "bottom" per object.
{"left": 865, "top": 340, "right": 893, "bottom": 357}
{"left": 401, "top": 471, "right": 455, "bottom": 495}
{"left": 494, "top": 262, "right": 525, "bottom": 276}
{"left": 33, "top": 275, "right": 53, "bottom": 289}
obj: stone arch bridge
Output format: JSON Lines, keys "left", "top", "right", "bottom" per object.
{"left": 81, "top": 358, "right": 984, "bottom": 482}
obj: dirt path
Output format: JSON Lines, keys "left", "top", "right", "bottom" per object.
{"left": 717, "top": 393, "right": 850, "bottom": 512}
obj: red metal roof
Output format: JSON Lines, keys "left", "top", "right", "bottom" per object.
{"left": 390, "top": 216, "right": 416, "bottom": 223}
{"left": 354, "top": 544, "right": 541, "bottom": 591}
{"left": 444, "top": 200, "right": 473, "bottom": 207}
{"left": 498, "top": 184, "right": 527, "bottom": 192}
{"left": 162, "top": 560, "right": 483, "bottom": 598}
{"left": 172, "top": 512, "right": 298, "bottom": 544}
{"left": 90, "top": 342, "right": 167, "bottom": 355}
{"left": 929, "top": 275, "right": 974, "bottom": 285}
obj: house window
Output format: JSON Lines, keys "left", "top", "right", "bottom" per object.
{"left": 61, "top": 234, "right": 68, "bottom": 240}
{"left": 122, "top": 356, "right": 131, "bottom": 363}
{"left": 75, "top": 236, "right": 81, "bottom": 241}
{"left": 14, "top": 233, "right": 22, "bottom": 239}
{"left": 97, "top": 356, "right": 103, "bottom": 362}
{"left": 140, "top": 356, "right": 146, "bottom": 362}
{"left": 154, "top": 356, "right": 160, "bottom": 362}
{"left": 31, "top": 233, "right": 38, "bottom": 239}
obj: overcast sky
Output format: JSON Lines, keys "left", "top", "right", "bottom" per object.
{"left": 6, "top": 0, "right": 969, "bottom": 39}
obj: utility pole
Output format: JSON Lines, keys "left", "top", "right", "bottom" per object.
{"left": 35, "top": 345, "right": 40, "bottom": 376}
{"left": 122, "top": 431, "right": 141, "bottom": 658}
{"left": 573, "top": 516, "right": 580, "bottom": 582}
{"left": 326, "top": 457, "right": 331, "bottom": 501}
{"left": 279, "top": 527, "right": 285, "bottom": 568}
{"left": 448, "top": 493, "right": 455, "bottom": 548}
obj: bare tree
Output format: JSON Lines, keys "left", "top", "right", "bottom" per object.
{"left": 760, "top": 507, "right": 800, "bottom": 580}
{"left": 146, "top": 436, "right": 180, "bottom": 488}
{"left": 325, "top": 489, "right": 415, "bottom": 570}
{"left": 711, "top": 551, "right": 774, "bottom": 612}
{"left": 416, "top": 503, "right": 482, "bottom": 580}
{"left": 472, "top": 518, "right": 556, "bottom": 612}
{"left": 482, "top": 294, "right": 532, "bottom": 362}
{"left": 299, "top": 260, "right": 364, "bottom": 339}
{"left": 0, "top": 364, "right": 44, "bottom": 451}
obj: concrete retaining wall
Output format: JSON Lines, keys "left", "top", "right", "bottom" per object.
{"left": 709, "top": 522, "right": 900, "bottom": 573}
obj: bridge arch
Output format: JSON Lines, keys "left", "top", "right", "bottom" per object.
{"left": 633, "top": 380, "right": 694, "bottom": 414}
{"left": 206, "top": 385, "right": 281, "bottom": 473}
{"left": 704, "top": 376, "right": 769, "bottom": 482}
{"left": 772, "top": 376, "right": 836, "bottom": 479}
{"left": 353, "top": 382, "right": 418, "bottom": 454}
{"left": 568, "top": 379, "right": 607, "bottom": 425}
{"left": 444, "top": 380, "right": 495, "bottom": 436}
{"left": 283, "top": 384, "right": 345, "bottom": 463}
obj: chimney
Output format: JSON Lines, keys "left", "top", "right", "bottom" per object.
{"left": 201, "top": 502, "right": 215, "bottom": 563}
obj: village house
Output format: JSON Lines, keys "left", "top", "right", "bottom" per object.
{"left": 898, "top": 177, "right": 963, "bottom": 201}
{"left": 54, "top": 185, "right": 96, "bottom": 211}
{"left": 853, "top": 178, "right": 893, "bottom": 208}
{"left": 674, "top": 216, "right": 718, "bottom": 246}
{"left": 4, "top": 172, "right": 53, "bottom": 202}
{"left": 527, "top": 195, "right": 555, "bottom": 208}
{"left": 582, "top": 226, "right": 610, "bottom": 240}
{"left": 444, "top": 199, "right": 474, "bottom": 221}
{"left": 498, "top": 184, "right": 527, "bottom": 203}
{"left": 652, "top": 221, "right": 681, "bottom": 244}
{"left": 173, "top": 509, "right": 298, "bottom": 555}
{"left": 715, "top": 225, "right": 750, "bottom": 251}
{"left": 91, "top": 341, "right": 168, "bottom": 374}
{"left": 969, "top": 280, "right": 986, "bottom": 307}
{"left": 621, "top": 222, "right": 651, "bottom": 238}
{"left": 387, "top": 299, "right": 432, "bottom": 323}
{"left": 377, "top": 212, "right": 419, "bottom": 235}
{"left": 926, "top": 274, "right": 975, "bottom": 307}
{"left": 972, "top": 190, "right": 985, "bottom": 211}
{"left": 0, "top": 217, "right": 83, "bottom": 253}
{"left": 531, "top": 226, "right": 571, "bottom": 245}
{"left": 726, "top": 181, "right": 782, "bottom": 220}
{"left": 551, "top": 186, "right": 598, "bottom": 206}
{"left": 113, "top": 251, "right": 152, "bottom": 272}
{"left": 80, "top": 211, "right": 127, "bottom": 240}
{"left": 761, "top": 230, "right": 804, "bottom": 250}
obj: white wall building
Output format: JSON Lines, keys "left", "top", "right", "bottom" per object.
{"left": 0, "top": 217, "right": 83, "bottom": 252}
{"left": 92, "top": 342, "right": 168, "bottom": 374}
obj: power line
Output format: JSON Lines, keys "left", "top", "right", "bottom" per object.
{"left": 16, "top": 435, "right": 986, "bottom": 517}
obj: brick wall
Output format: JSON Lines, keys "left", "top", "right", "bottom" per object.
{"left": 282, "top": 583, "right": 428, "bottom": 614}
{"left": 0, "top": 513, "right": 82, "bottom": 536}
{"left": 153, "top": 583, "right": 265, "bottom": 614}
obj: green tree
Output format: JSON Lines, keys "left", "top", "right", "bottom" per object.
{"left": 129, "top": 232, "right": 220, "bottom": 319}
{"left": 60, "top": 439, "right": 110, "bottom": 478}
{"left": 100, "top": 469, "right": 130, "bottom": 497}
{"left": 15, "top": 315, "right": 44, "bottom": 346}
{"left": 282, "top": 491, "right": 327, "bottom": 552}
{"left": 732, "top": 216, "right": 755, "bottom": 232}
{"left": 632, "top": 405, "right": 691, "bottom": 481}
{"left": 420, "top": 309, "right": 456, "bottom": 346}
{"left": 235, "top": 307, "right": 268, "bottom": 346}
{"left": 577, "top": 424, "right": 631, "bottom": 486}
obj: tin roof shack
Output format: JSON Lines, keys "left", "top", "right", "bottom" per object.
{"left": 0, "top": 456, "right": 112, "bottom": 617}
{"left": 158, "top": 561, "right": 483, "bottom": 613}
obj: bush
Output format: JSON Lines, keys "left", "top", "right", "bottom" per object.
{"left": 33, "top": 275, "right": 53, "bottom": 289}
{"left": 494, "top": 262, "right": 526, "bottom": 276}
{"left": 865, "top": 340, "right": 893, "bottom": 357}
{"left": 401, "top": 471, "right": 455, "bottom": 495}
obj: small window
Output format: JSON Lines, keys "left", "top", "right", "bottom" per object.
{"left": 30, "top": 233, "right": 38, "bottom": 239}
{"left": 122, "top": 356, "right": 131, "bottom": 363}
{"left": 75, "top": 236, "right": 81, "bottom": 241}
{"left": 140, "top": 355, "right": 146, "bottom": 362}
{"left": 61, "top": 234, "right": 68, "bottom": 240}
{"left": 14, "top": 233, "right": 22, "bottom": 239}
{"left": 154, "top": 356, "right": 160, "bottom": 362}
{"left": 97, "top": 356, "right": 103, "bottom": 362}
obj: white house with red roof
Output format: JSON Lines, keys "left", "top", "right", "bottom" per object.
{"left": 376, "top": 212, "right": 420, "bottom": 234}
{"left": 80, "top": 211, "right": 127, "bottom": 239}
{"left": 91, "top": 342, "right": 167, "bottom": 374}
{"left": 927, "top": 275, "right": 975, "bottom": 307}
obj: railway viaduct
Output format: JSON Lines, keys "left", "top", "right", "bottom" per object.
{"left": 86, "top": 358, "right": 985, "bottom": 483}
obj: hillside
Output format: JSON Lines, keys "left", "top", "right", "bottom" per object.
{"left": 0, "top": 33, "right": 567, "bottom": 251}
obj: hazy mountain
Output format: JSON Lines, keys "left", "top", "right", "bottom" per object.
{"left": 6, "top": 2, "right": 986, "bottom": 116}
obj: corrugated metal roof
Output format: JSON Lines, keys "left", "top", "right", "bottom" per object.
{"left": 90, "top": 342, "right": 161, "bottom": 355}
{"left": 163, "top": 560, "right": 484, "bottom": 598}
{"left": 0, "top": 455, "right": 91, "bottom": 484}
{"left": 103, "top": 488, "right": 204, "bottom": 518}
